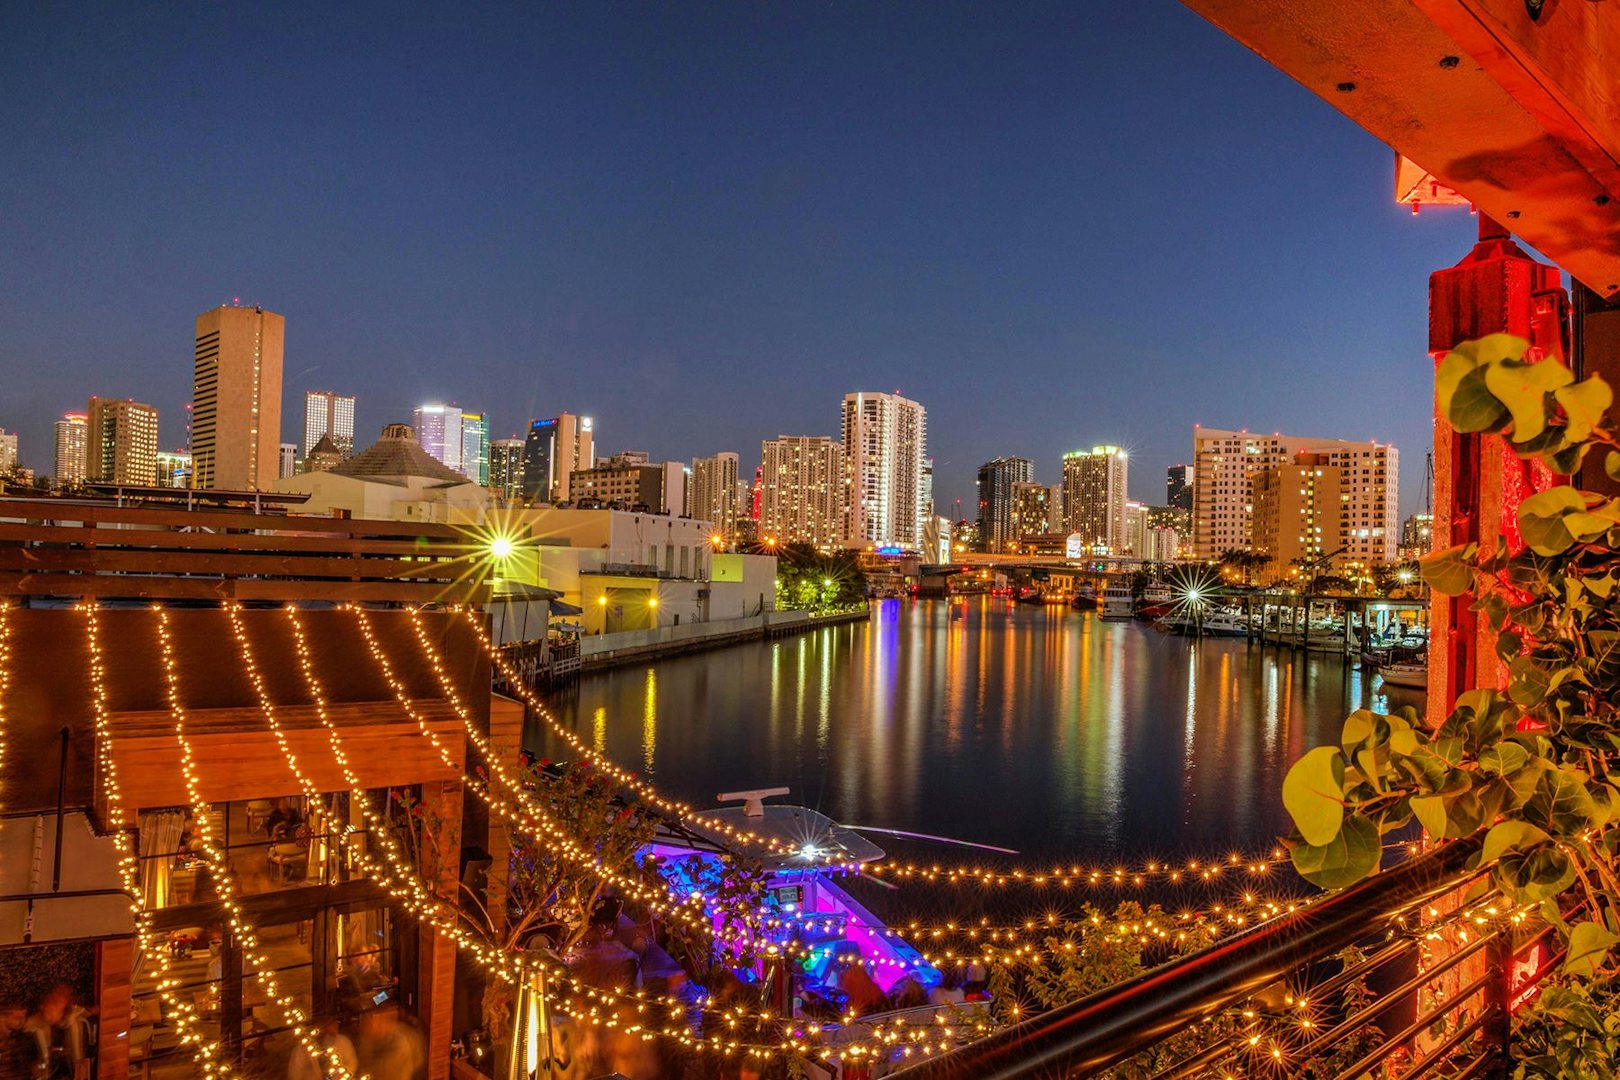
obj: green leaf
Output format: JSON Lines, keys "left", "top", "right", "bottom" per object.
{"left": 1554, "top": 376, "right": 1613, "bottom": 444}
{"left": 1498, "top": 845, "right": 1577, "bottom": 902}
{"left": 1562, "top": 921, "right": 1618, "bottom": 978}
{"left": 1290, "top": 815, "right": 1380, "bottom": 889}
{"left": 1522, "top": 768, "right": 1606, "bottom": 835}
{"left": 1484, "top": 358, "right": 1573, "bottom": 443}
{"left": 1340, "top": 710, "right": 1378, "bottom": 759}
{"left": 1479, "top": 741, "right": 1532, "bottom": 776}
{"left": 1507, "top": 655, "right": 1554, "bottom": 708}
{"left": 1283, "top": 746, "right": 1346, "bottom": 847}
{"left": 1447, "top": 366, "right": 1512, "bottom": 433}
{"left": 1480, "top": 820, "right": 1552, "bottom": 866}
{"left": 1410, "top": 794, "right": 1448, "bottom": 838}
{"left": 1420, "top": 544, "right": 1476, "bottom": 596}
{"left": 1518, "top": 487, "right": 1587, "bottom": 556}
{"left": 1606, "top": 450, "right": 1620, "bottom": 483}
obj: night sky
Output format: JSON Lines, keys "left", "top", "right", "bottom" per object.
{"left": 1, "top": 1, "right": 1483, "bottom": 516}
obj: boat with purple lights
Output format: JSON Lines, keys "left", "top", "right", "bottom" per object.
{"left": 642, "top": 788, "right": 993, "bottom": 1077}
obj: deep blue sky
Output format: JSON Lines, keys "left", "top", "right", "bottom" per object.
{"left": 1, "top": 1, "right": 1480, "bottom": 515}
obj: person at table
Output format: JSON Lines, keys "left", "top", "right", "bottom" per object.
{"left": 266, "top": 800, "right": 304, "bottom": 841}
{"left": 22, "top": 986, "right": 92, "bottom": 1079}
{"left": 357, "top": 1005, "right": 423, "bottom": 1080}
{"left": 0, "top": 1001, "right": 30, "bottom": 1080}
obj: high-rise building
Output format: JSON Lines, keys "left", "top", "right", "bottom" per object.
{"left": 976, "top": 457, "right": 1034, "bottom": 553}
{"left": 842, "top": 392, "right": 926, "bottom": 548}
{"left": 1009, "top": 481, "right": 1061, "bottom": 546}
{"left": 1251, "top": 453, "right": 1345, "bottom": 572}
{"left": 302, "top": 390, "right": 356, "bottom": 460}
{"left": 569, "top": 454, "right": 666, "bottom": 511}
{"left": 86, "top": 397, "right": 159, "bottom": 486}
{"left": 192, "top": 304, "right": 284, "bottom": 491}
{"left": 278, "top": 443, "right": 297, "bottom": 479}
{"left": 521, "top": 413, "right": 594, "bottom": 503}
{"left": 460, "top": 412, "right": 490, "bottom": 485}
{"left": 1167, "top": 464, "right": 1193, "bottom": 511}
{"left": 1123, "top": 500, "right": 1152, "bottom": 556}
{"left": 157, "top": 449, "right": 194, "bottom": 488}
{"left": 760, "top": 436, "right": 844, "bottom": 547}
{"left": 691, "top": 452, "right": 740, "bottom": 536}
{"left": 1062, "top": 446, "right": 1129, "bottom": 553}
{"left": 54, "top": 413, "right": 88, "bottom": 487}
{"left": 1144, "top": 527, "right": 1180, "bottom": 563}
{"left": 0, "top": 430, "right": 16, "bottom": 474}
{"left": 1400, "top": 513, "right": 1434, "bottom": 561}
{"left": 1191, "top": 427, "right": 1399, "bottom": 565}
{"left": 412, "top": 404, "right": 463, "bottom": 473}
{"left": 490, "top": 438, "right": 525, "bottom": 500}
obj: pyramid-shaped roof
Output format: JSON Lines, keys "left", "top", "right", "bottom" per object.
{"left": 332, "top": 424, "right": 468, "bottom": 484}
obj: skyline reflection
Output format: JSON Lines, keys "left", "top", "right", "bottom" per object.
{"left": 537, "top": 599, "right": 1412, "bottom": 861}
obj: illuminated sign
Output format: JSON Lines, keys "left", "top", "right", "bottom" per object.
{"left": 876, "top": 546, "right": 903, "bottom": 556}
{"left": 1065, "top": 534, "right": 1086, "bottom": 559}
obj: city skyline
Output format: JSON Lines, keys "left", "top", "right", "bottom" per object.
{"left": 1, "top": 2, "right": 1469, "bottom": 515}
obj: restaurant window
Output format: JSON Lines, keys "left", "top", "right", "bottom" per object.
{"left": 136, "top": 789, "right": 408, "bottom": 910}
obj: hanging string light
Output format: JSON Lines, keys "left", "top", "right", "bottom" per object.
{"left": 82, "top": 603, "right": 233, "bottom": 1078}
{"left": 151, "top": 606, "right": 358, "bottom": 1080}
{"left": 0, "top": 602, "right": 12, "bottom": 820}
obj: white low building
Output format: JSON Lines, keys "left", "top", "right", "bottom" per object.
{"left": 276, "top": 423, "right": 491, "bottom": 522}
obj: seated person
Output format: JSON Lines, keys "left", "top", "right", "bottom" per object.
{"left": 23, "top": 986, "right": 92, "bottom": 1080}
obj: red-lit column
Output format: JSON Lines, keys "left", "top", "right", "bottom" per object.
{"left": 1426, "top": 214, "right": 1569, "bottom": 724}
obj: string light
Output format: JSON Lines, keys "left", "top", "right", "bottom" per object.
{"left": 82, "top": 604, "right": 232, "bottom": 1078}
{"left": 0, "top": 602, "right": 12, "bottom": 822}
{"left": 151, "top": 606, "right": 358, "bottom": 1080}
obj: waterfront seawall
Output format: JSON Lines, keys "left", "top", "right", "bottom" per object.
{"left": 577, "top": 606, "right": 870, "bottom": 673}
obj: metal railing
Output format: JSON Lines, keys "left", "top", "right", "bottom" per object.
{"left": 902, "top": 835, "right": 1559, "bottom": 1080}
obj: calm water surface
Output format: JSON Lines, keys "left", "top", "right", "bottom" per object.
{"left": 536, "top": 598, "right": 1418, "bottom": 864}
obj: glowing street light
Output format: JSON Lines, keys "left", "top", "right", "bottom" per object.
{"left": 488, "top": 535, "right": 515, "bottom": 560}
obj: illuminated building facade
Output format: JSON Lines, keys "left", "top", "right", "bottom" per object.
{"left": 156, "top": 449, "right": 194, "bottom": 488}
{"left": 302, "top": 390, "right": 356, "bottom": 460}
{"left": 1191, "top": 427, "right": 1398, "bottom": 564}
{"left": 460, "top": 411, "right": 490, "bottom": 485}
{"left": 1250, "top": 453, "right": 1345, "bottom": 573}
{"left": 86, "top": 396, "right": 159, "bottom": 486}
{"left": 691, "top": 452, "right": 740, "bottom": 537}
{"left": 1009, "top": 482, "right": 1062, "bottom": 548}
{"left": 54, "top": 412, "right": 88, "bottom": 487}
{"left": 521, "top": 413, "right": 593, "bottom": 503}
{"left": 760, "top": 435, "right": 844, "bottom": 547}
{"left": 842, "top": 391, "right": 926, "bottom": 548}
{"left": 489, "top": 437, "right": 525, "bottom": 500}
{"left": 192, "top": 305, "right": 283, "bottom": 491}
{"left": 412, "top": 404, "right": 463, "bottom": 473}
{"left": 975, "top": 456, "right": 1033, "bottom": 553}
{"left": 1062, "top": 445, "right": 1128, "bottom": 553}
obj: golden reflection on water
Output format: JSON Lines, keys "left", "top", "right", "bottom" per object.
{"left": 544, "top": 598, "right": 1395, "bottom": 859}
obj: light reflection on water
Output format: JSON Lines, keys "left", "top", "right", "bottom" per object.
{"left": 537, "top": 598, "right": 1418, "bottom": 862}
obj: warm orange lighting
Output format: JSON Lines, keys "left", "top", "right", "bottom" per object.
{"left": 648, "top": 596, "right": 659, "bottom": 609}
{"left": 597, "top": 595, "right": 608, "bottom": 606}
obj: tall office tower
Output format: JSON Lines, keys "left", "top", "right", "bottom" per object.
{"left": 278, "top": 443, "right": 297, "bottom": 479}
{"left": 521, "top": 413, "right": 594, "bottom": 503}
{"left": 691, "top": 452, "right": 741, "bottom": 536}
{"left": 302, "top": 390, "right": 356, "bottom": 459}
{"left": 54, "top": 413, "right": 88, "bottom": 487}
{"left": 1062, "top": 445, "right": 1129, "bottom": 553}
{"left": 489, "top": 438, "right": 525, "bottom": 500}
{"left": 86, "top": 397, "right": 160, "bottom": 485}
{"left": 1251, "top": 454, "right": 1344, "bottom": 571}
{"left": 192, "top": 304, "right": 284, "bottom": 490}
{"left": 1191, "top": 427, "right": 1399, "bottom": 565}
{"left": 460, "top": 412, "right": 490, "bottom": 484}
{"left": 1167, "top": 464, "right": 1194, "bottom": 511}
{"left": 921, "top": 457, "right": 936, "bottom": 519}
{"left": 0, "top": 430, "right": 16, "bottom": 474}
{"left": 1400, "top": 513, "right": 1434, "bottom": 560}
{"left": 842, "top": 391, "right": 926, "bottom": 548}
{"left": 156, "top": 449, "right": 194, "bottom": 488}
{"left": 760, "top": 436, "right": 845, "bottom": 547}
{"left": 664, "top": 462, "right": 690, "bottom": 517}
{"left": 412, "top": 404, "right": 463, "bottom": 473}
{"left": 975, "top": 457, "right": 1034, "bottom": 553}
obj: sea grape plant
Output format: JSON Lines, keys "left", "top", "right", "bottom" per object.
{"left": 1281, "top": 334, "right": 1619, "bottom": 978}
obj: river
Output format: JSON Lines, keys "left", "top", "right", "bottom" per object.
{"left": 534, "top": 598, "right": 1420, "bottom": 866}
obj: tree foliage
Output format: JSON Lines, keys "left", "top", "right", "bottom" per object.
{"left": 772, "top": 543, "right": 868, "bottom": 614}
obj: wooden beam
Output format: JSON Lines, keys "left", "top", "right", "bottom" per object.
{"left": 1180, "top": 0, "right": 1620, "bottom": 294}
{"left": 0, "top": 572, "right": 488, "bottom": 604}
{"left": 0, "top": 498, "right": 468, "bottom": 540}
{"left": 0, "top": 521, "right": 479, "bottom": 557}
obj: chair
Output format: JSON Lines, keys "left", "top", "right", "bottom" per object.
{"left": 245, "top": 800, "right": 274, "bottom": 833}
{"left": 268, "top": 843, "right": 309, "bottom": 883}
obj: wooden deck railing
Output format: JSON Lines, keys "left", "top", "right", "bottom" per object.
{"left": 0, "top": 496, "right": 492, "bottom": 604}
